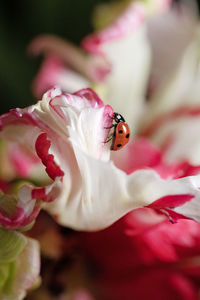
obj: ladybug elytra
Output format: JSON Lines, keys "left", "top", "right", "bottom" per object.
{"left": 106, "top": 113, "right": 130, "bottom": 151}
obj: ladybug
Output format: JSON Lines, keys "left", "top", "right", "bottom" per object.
{"left": 106, "top": 113, "right": 130, "bottom": 151}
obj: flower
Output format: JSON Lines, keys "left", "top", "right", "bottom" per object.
{"left": 23, "top": 0, "right": 200, "bottom": 225}
{"left": 1, "top": 85, "right": 200, "bottom": 233}
{"left": 16, "top": 0, "right": 200, "bottom": 299}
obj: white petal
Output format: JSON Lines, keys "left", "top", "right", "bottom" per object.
{"left": 147, "top": 3, "right": 197, "bottom": 95}
{"left": 101, "top": 25, "right": 151, "bottom": 132}
{"left": 46, "top": 141, "right": 200, "bottom": 231}
{"left": 141, "top": 26, "right": 200, "bottom": 165}
{"left": 83, "top": 2, "right": 151, "bottom": 131}
{"left": 149, "top": 117, "right": 200, "bottom": 165}
{"left": 142, "top": 21, "right": 199, "bottom": 129}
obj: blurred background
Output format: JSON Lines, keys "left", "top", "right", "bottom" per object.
{"left": 0, "top": 0, "right": 199, "bottom": 113}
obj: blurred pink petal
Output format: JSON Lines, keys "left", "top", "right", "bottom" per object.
{"left": 80, "top": 208, "right": 200, "bottom": 299}
{"left": 32, "top": 54, "right": 90, "bottom": 99}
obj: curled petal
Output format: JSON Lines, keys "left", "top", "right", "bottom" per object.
{"left": 35, "top": 132, "right": 64, "bottom": 180}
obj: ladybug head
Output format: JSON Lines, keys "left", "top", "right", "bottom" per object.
{"left": 113, "top": 112, "right": 125, "bottom": 123}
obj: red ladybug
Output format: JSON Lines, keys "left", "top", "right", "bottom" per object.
{"left": 106, "top": 113, "right": 130, "bottom": 151}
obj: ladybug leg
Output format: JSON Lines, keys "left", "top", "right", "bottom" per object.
{"left": 104, "top": 137, "right": 113, "bottom": 144}
{"left": 103, "top": 131, "right": 114, "bottom": 144}
{"left": 104, "top": 124, "right": 114, "bottom": 129}
{"left": 106, "top": 113, "right": 115, "bottom": 120}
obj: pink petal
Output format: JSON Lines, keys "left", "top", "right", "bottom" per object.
{"left": 73, "top": 88, "right": 104, "bottom": 107}
{"left": 32, "top": 54, "right": 63, "bottom": 99}
{"left": 149, "top": 194, "right": 194, "bottom": 209}
{"left": 35, "top": 133, "right": 64, "bottom": 180}
{"left": 82, "top": 2, "right": 145, "bottom": 55}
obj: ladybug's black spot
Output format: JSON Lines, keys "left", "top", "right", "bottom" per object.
{"left": 117, "top": 144, "right": 122, "bottom": 148}
{"left": 126, "top": 133, "right": 130, "bottom": 139}
{"left": 119, "top": 130, "right": 123, "bottom": 134}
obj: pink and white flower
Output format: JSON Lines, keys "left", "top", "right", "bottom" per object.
{"left": 20, "top": 1, "right": 200, "bottom": 299}
{"left": 1, "top": 86, "right": 200, "bottom": 231}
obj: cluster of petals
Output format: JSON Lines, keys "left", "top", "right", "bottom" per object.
{"left": 9, "top": 0, "right": 198, "bottom": 231}
{"left": 1, "top": 0, "right": 200, "bottom": 299}
{"left": 11, "top": 1, "right": 200, "bottom": 300}
{"left": 1, "top": 84, "right": 200, "bottom": 232}
{"left": 81, "top": 208, "right": 200, "bottom": 300}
